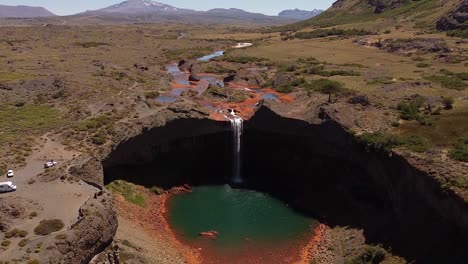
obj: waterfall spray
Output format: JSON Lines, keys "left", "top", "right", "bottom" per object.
{"left": 226, "top": 109, "right": 243, "bottom": 183}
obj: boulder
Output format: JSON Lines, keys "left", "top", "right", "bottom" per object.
{"left": 199, "top": 230, "right": 219, "bottom": 239}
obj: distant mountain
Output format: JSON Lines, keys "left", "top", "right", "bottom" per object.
{"left": 75, "top": 1, "right": 296, "bottom": 25}
{"left": 278, "top": 8, "right": 323, "bottom": 20}
{"left": 89, "top": 0, "right": 192, "bottom": 14}
{"left": 0, "top": 5, "right": 56, "bottom": 18}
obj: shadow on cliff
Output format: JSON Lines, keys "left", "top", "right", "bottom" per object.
{"left": 103, "top": 106, "right": 468, "bottom": 264}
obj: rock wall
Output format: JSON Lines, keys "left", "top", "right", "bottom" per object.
{"left": 100, "top": 105, "right": 468, "bottom": 263}
{"left": 247, "top": 106, "right": 468, "bottom": 263}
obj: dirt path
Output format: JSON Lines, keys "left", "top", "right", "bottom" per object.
{"left": 0, "top": 136, "right": 98, "bottom": 260}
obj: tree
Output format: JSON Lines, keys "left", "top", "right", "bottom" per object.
{"left": 318, "top": 80, "right": 343, "bottom": 102}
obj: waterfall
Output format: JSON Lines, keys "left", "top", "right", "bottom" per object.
{"left": 226, "top": 110, "right": 243, "bottom": 183}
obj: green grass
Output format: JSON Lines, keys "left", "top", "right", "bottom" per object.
{"left": 0, "top": 72, "right": 36, "bottom": 82}
{"left": 396, "top": 112, "right": 468, "bottom": 147}
{"left": 358, "top": 132, "right": 432, "bottom": 153}
{"left": 0, "top": 105, "right": 61, "bottom": 144}
{"left": 294, "top": 28, "right": 374, "bottom": 39}
{"left": 450, "top": 137, "right": 468, "bottom": 162}
{"left": 426, "top": 70, "right": 468, "bottom": 91}
{"left": 107, "top": 180, "right": 146, "bottom": 207}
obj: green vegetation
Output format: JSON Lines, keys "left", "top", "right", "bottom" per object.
{"left": 150, "top": 186, "right": 165, "bottom": 195}
{"left": 303, "top": 79, "right": 346, "bottom": 102}
{"left": 359, "top": 132, "right": 432, "bottom": 153}
{"left": 427, "top": 70, "right": 468, "bottom": 91}
{"left": 5, "top": 228, "right": 28, "bottom": 238}
{"left": 75, "top": 42, "right": 109, "bottom": 48}
{"left": 222, "top": 55, "right": 269, "bottom": 64}
{"left": 1, "top": 240, "right": 11, "bottom": 247}
{"left": 0, "top": 71, "right": 36, "bottom": 82}
{"left": 77, "top": 115, "right": 112, "bottom": 131}
{"left": 295, "top": 28, "right": 374, "bottom": 39}
{"left": 34, "top": 219, "right": 65, "bottom": 236}
{"left": 450, "top": 137, "right": 468, "bottom": 162}
{"left": 107, "top": 180, "right": 146, "bottom": 207}
{"left": 447, "top": 30, "right": 468, "bottom": 39}
{"left": 0, "top": 105, "right": 61, "bottom": 144}
{"left": 18, "top": 238, "right": 29, "bottom": 247}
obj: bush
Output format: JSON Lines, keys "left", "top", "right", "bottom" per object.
{"left": 401, "top": 135, "right": 432, "bottom": 153}
{"left": 150, "top": 186, "right": 165, "bottom": 195}
{"left": 416, "top": 63, "right": 430, "bottom": 68}
{"left": 276, "top": 84, "right": 294, "bottom": 93}
{"left": 427, "top": 70, "right": 467, "bottom": 90}
{"left": 18, "top": 238, "right": 29, "bottom": 247}
{"left": 358, "top": 132, "right": 401, "bottom": 152}
{"left": 34, "top": 219, "right": 64, "bottom": 236}
{"left": 441, "top": 97, "right": 455, "bottom": 109}
{"left": 18, "top": 230, "right": 28, "bottom": 237}
{"left": 397, "top": 96, "right": 426, "bottom": 120}
{"left": 1, "top": 240, "right": 11, "bottom": 247}
{"left": 449, "top": 137, "right": 468, "bottom": 162}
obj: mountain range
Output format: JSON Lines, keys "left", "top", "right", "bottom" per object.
{"left": 0, "top": 0, "right": 323, "bottom": 25}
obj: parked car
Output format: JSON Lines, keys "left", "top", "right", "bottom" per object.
{"left": 44, "top": 160, "right": 58, "bottom": 169}
{"left": 6, "top": 170, "right": 14, "bottom": 178}
{"left": 0, "top": 182, "right": 16, "bottom": 193}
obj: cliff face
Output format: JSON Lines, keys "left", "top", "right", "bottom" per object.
{"left": 99, "top": 104, "right": 468, "bottom": 263}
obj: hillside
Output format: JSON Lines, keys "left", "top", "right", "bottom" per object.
{"left": 284, "top": 0, "right": 465, "bottom": 31}
{"left": 0, "top": 5, "right": 55, "bottom": 18}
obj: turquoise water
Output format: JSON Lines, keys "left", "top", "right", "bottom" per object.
{"left": 168, "top": 185, "right": 314, "bottom": 249}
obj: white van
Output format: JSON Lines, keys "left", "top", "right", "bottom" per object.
{"left": 0, "top": 182, "right": 17, "bottom": 193}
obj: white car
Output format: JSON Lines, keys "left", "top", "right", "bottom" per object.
{"left": 6, "top": 170, "right": 14, "bottom": 178}
{"left": 44, "top": 161, "right": 58, "bottom": 169}
{"left": 0, "top": 182, "right": 16, "bottom": 193}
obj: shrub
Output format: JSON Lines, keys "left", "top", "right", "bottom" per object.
{"left": 27, "top": 260, "right": 40, "bottom": 264}
{"left": 427, "top": 70, "right": 467, "bottom": 90}
{"left": 416, "top": 63, "right": 430, "bottom": 68}
{"left": 150, "top": 186, "right": 165, "bottom": 195}
{"left": 107, "top": 180, "right": 146, "bottom": 207}
{"left": 18, "top": 238, "right": 29, "bottom": 247}
{"left": 449, "top": 137, "right": 468, "bottom": 162}
{"left": 91, "top": 132, "right": 107, "bottom": 145}
{"left": 358, "top": 132, "right": 401, "bottom": 152}
{"left": 441, "top": 97, "right": 455, "bottom": 109}
{"left": 18, "top": 230, "right": 28, "bottom": 237}
{"left": 1, "top": 240, "right": 11, "bottom": 247}
{"left": 397, "top": 96, "right": 426, "bottom": 120}
{"left": 276, "top": 84, "right": 294, "bottom": 93}
{"left": 34, "top": 219, "right": 64, "bottom": 236}
{"left": 401, "top": 135, "right": 432, "bottom": 153}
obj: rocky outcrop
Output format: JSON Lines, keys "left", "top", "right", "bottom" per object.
{"left": 42, "top": 190, "right": 117, "bottom": 264}
{"left": 367, "top": 0, "right": 406, "bottom": 14}
{"left": 437, "top": 1, "right": 468, "bottom": 30}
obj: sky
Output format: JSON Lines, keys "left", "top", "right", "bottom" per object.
{"left": 0, "top": 0, "right": 336, "bottom": 16}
